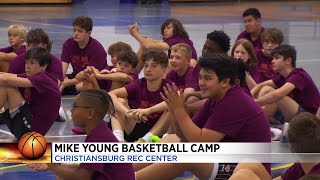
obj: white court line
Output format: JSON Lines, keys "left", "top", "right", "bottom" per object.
{"left": 1, "top": 18, "right": 71, "bottom": 28}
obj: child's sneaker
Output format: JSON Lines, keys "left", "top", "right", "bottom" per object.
{"left": 71, "top": 126, "right": 86, "bottom": 134}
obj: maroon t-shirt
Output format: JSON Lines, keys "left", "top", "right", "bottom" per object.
{"left": 272, "top": 68, "right": 320, "bottom": 114}
{"left": 237, "top": 27, "right": 265, "bottom": 50}
{"left": 61, "top": 37, "right": 107, "bottom": 75}
{"left": 0, "top": 45, "right": 26, "bottom": 55}
{"left": 281, "top": 163, "right": 320, "bottom": 180}
{"left": 9, "top": 53, "right": 63, "bottom": 82}
{"left": 125, "top": 78, "right": 171, "bottom": 128}
{"left": 80, "top": 121, "right": 135, "bottom": 180}
{"left": 192, "top": 86, "right": 271, "bottom": 174}
{"left": 166, "top": 66, "right": 199, "bottom": 90}
{"left": 255, "top": 49, "right": 276, "bottom": 83}
{"left": 18, "top": 72, "right": 60, "bottom": 136}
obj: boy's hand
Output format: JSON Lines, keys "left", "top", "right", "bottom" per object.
{"left": 127, "top": 109, "right": 149, "bottom": 122}
{"left": 75, "top": 71, "right": 85, "bottom": 81}
{"left": 128, "top": 23, "right": 139, "bottom": 36}
{"left": 59, "top": 82, "right": 65, "bottom": 92}
{"left": 160, "top": 83, "right": 186, "bottom": 113}
{"left": 100, "top": 69, "right": 110, "bottom": 74}
{"left": 27, "top": 163, "right": 50, "bottom": 171}
{"left": 110, "top": 68, "right": 117, "bottom": 73}
{"left": 91, "top": 67, "right": 100, "bottom": 76}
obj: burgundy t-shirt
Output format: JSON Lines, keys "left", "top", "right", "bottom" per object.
{"left": 272, "top": 68, "right": 320, "bottom": 114}
{"left": 80, "top": 121, "right": 135, "bottom": 180}
{"left": 281, "top": 163, "right": 320, "bottom": 180}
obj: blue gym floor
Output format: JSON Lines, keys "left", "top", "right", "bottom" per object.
{"left": 0, "top": 0, "right": 319, "bottom": 179}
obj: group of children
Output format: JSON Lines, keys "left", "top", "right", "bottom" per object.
{"left": 0, "top": 6, "right": 319, "bottom": 180}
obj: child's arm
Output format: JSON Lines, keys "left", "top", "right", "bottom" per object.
{"left": 256, "top": 82, "right": 295, "bottom": 106}
{"left": 251, "top": 80, "right": 276, "bottom": 99}
{"left": 128, "top": 101, "right": 168, "bottom": 121}
{"left": 183, "top": 88, "right": 195, "bottom": 95}
{"left": 0, "top": 52, "right": 18, "bottom": 62}
{"left": 28, "top": 163, "right": 93, "bottom": 180}
{"left": 75, "top": 71, "right": 85, "bottom": 82}
{"left": 128, "top": 90, "right": 183, "bottom": 120}
{"left": 0, "top": 73, "right": 32, "bottom": 87}
{"left": 273, "top": 177, "right": 283, "bottom": 180}
{"left": 316, "top": 107, "right": 320, "bottom": 119}
{"left": 95, "top": 71, "right": 134, "bottom": 83}
{"left": 60, "top": 62, "right": 79, "bottom": 91}
{"left": 245, "top": 73, "right": 257, "bottom": 91}
{"left": 184, "top": 91, "right": 203, "bottom": 100}
{"left": 108, "top": 88, "right": 130, "bottom": 115}
{"left": 129, "top": 24, "right": 170, "bottom": 50}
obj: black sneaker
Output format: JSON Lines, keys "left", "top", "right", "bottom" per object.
{"left": 55, "top": 115, "right": 66, "bottom": 122}
{"left": 0, "top": 113, "right": 5, "bottom": 125}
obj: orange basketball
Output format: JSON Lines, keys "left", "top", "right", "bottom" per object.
{"left": 18, "top": 132, "right": 47, "bottom": 160}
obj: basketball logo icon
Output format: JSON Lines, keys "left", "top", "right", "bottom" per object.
{"left": 18, "top": 132, "right": 47, "bottom": 160}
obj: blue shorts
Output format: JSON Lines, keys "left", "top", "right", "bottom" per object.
{"left": 273, "top": 105, "right": 305, "bottom": 124}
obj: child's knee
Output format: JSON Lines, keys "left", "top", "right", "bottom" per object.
{"left": 259, "top": 86, "right": 275, "bottom": 96}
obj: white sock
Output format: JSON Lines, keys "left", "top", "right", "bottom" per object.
{"left": 113, "top": 130, "right": 124, "bottom": 142}
{"left": 141, "top": 132, "right": 153, "bottom": 142}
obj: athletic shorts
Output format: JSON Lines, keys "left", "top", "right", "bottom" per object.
{"left": 3, "top": 103, "right": 33, "bottom": 139}
{"left": 124, "top": 123, "right": 150, "bottom": 142}
{"left": 273, "top": 105, "right": 306, "bottom": 124}
{"left": 62, "top": 74, "right": 79, "bottom": 96}
{"left": 194, "top": 163, "right": 238, "bottom": 180}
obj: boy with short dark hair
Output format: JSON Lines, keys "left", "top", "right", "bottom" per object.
{"left": 28, "top": 89, "right": 135, "bottom": 180}
{"left": 237, "top": 8, "right": 264, "bottom": 50}
{"left": 109, "top": 50, "right": 171, "bottom": 142}
{"left": 60, "top": 16, "right": 107, "bottom": 95}
{"left": 0, "top": 24, "right": 26, "bottom": 72}
{"left": 252, "top": 45, "right": 320, "bottom": 122}
{"left": 106, "top": 41, "right": 133, "bottom": 70}
{"left": 0, "top": 47, "right": 60, "bottom": 138}
{"left": 134, "top": 54, "right": 271, "bottom": 179}
{"left": 8, "top": 28, "right": 63, "bottom": 83}
{"left": 202, "top": 30, "right": 231, "bottom": 57}
{"left": 72, "top": 50, "right": 139, "bottom": 134}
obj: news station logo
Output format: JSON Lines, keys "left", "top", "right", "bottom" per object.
{"left": 18, "top": 132, "right": 47, "bottom": 160}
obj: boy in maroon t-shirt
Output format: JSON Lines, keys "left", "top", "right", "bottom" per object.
{"left": 28, "top": 89, "right": 135, "bottom": 180}
{"left": 0, "top": 47, "right": 60, "bottom": 139}
{"left": 129, "top": 18, "right": 198, "bottom": 72}
{"left": 134, "top": 54, "right": 271, "bottom": 180}
{"left": 8, "top": 28, "right": 63, "bottom": 83}
{"left": 72, "top": 50, "right": 139, "bottom": 134}
{"left": 60, "top": 16, "right": 107, "bottom": 95}
{"left": 76, "top": 50, "right": 138, "bottom": 92}
{"left": 106, "top": 41, "right": 132, "bottom": 70}
{"left": 236, "top": 8, "right": 264, "bottom": 50}
{"left": 0, "top": 24, "right": 26, "bottom": 72}
{"left": 256, "top": 28, "right": 284, "bottom": 83}
{"left": 252, "top": 45, "right": 320, "bottom": 122}
{"left": 109, "top": 50, "right": 171, "bottom": 142}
